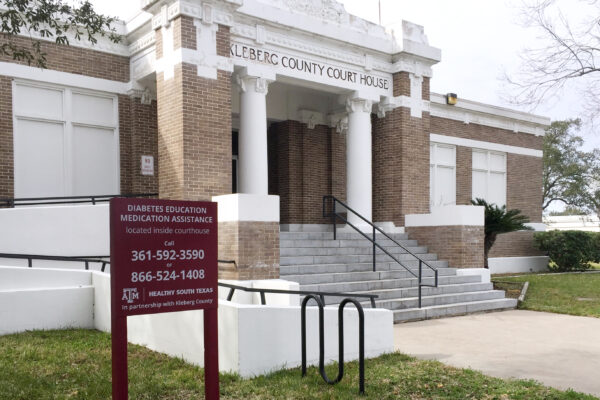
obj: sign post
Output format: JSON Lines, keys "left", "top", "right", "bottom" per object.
{"left": 110, "top": 198, "right": 219, "bottom": 400}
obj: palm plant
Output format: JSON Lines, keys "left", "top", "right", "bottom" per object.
{"left": 471, "top": 198, "right": 533, "bottom": 268}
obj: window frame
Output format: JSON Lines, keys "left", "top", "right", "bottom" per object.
{"left": 12, "top": 80, "right": 120, "bottom": 197}
{"left": 471, "top": 148, "right": 507, "bottom": 207}
{"left": 429, "top": 142, "right": 457, "bottom": 208}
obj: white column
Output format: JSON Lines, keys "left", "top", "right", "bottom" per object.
{"left": 237, "top": 74, "right": 270, "bottom": 195}
{"left": 345, "top": 97, "right": 373, "bottom": 226}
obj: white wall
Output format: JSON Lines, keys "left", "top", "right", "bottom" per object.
{"left": 0, "top": 204, "right": 109, "bottom": 257}
{"left": 488, "top": 256, "right": 549, "bottom": 274}
{"left": 2, "top": 267, "right": 394, "bottom": 378}
{"left": 0, "top": 267, "right": 95, "bottom": 335}
{"left": 456, "top": 268, "right": 490, "bottom": 283}
{"left": 234, "top": 302, "right": 392, "bottom": 377}
{"left": 405, "top": 205, "right": 484, "bottom": 227}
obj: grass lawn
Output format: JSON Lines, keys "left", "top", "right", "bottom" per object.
{"left": 0, "top": 330, "right": 596, "bottom": 400}
{"left": 493, "top": 272, "right": 600, "bottom": 318}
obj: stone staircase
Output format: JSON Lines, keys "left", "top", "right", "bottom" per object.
{"left": 280, "top": 231, "right": 517, "bottom": 322}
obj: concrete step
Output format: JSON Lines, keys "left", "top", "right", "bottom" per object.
{"left": 280, "top": 245, "right": 428, "bottom": 257}
{"left": 350, "top": 282, "right": 493, "bottom": 302}
{"left": 280, "top": 252, "right": 437, "bottom": 266}
{"left": 0, "top": 285, "right": 95, "bottom": 335}
{"left": 280, "top": 232, "right": 409, "bottom": 241}
{"left": 300, "top": 274, "right": 481, "bottom": 293}
{"left": 280, "top": 260, "right": 449, "bottom": 275}
{"left": 280, "top": 238, "right": 418, "bottom": 248}
{"left": 284, "top": 268, "right": 457, "bottom": 285}
{"left": 392, "top": 298, "right": 518, "bottom": 323}
{"left": 0, "top": 266, "right": 92, "bottom": 290}
{"left": 373, "top": 290, "right": 505, "bottom": 310}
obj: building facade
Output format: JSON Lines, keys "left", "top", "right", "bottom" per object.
{"left": 0, "top": 0, "right": 550, "bottom": 277}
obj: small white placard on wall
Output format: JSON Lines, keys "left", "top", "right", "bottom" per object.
{"left": 141, "top": 155, "right": 154, "bottom": 176}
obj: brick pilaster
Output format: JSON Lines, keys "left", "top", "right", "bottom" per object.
{"left": 0, "top": 76, "right": 13, "bottom": 198}
{"left": 155, "top": 16, "right": 232, "bottom": 201}
{"left": 373, "top": 71, "right": 431, "bottom": 226}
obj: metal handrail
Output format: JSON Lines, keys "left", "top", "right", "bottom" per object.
{"left": 0, "top": 253, "right": 110, "bottom": 272}
{"left": 0, "top": 193, "right": 158, "bottom": 208}
{"left": 218, "top": 281, "right": 378, "bottom": 308}
{"left": 0, "top": 254, "right": 237, "bottom": 274}
{"left": 322, "top": 195, "right": 438, "bottom": 308}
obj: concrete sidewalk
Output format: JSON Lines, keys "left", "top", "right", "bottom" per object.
{"left": 394, "top": 310, "right": 600, "bottom": 397}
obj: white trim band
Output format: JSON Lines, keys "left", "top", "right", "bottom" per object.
{"left": 212, "top": 194, "right": 280, "bottom": 222}
{"left": 430, "top": 93, "right": 550, "bottom": 136}
{"left": 405, "top": 205, "right": 484, "bottom": 227}
{"left": 0, "top": 62, "right": 128, "bottom": 94}
{"left": 430, "top": 133, "right": 543, "bottom": 158}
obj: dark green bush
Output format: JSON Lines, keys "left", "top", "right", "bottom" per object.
{"left": 593, "top": 233, "right": 600, "bottom": 263}
{"left": 534, "top": 230, "right": 600, "bottom": 271}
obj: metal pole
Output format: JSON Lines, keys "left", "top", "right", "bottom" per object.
{"left": 332, "top": 198, "right": 337, "bottom": 241}
{"left": 203, "top": 308, "right": 220, "bottom": 400}
{"left": 260, "top": 291, "right": 266, "bottom": 305}
{"left": 111, "top": 316, "right": 128, "bottom": 400}
{"left": 372, "top": 225, "right": 376, "bottom": 272}
{"left": 418, "top": 260, "right": 422, "bottom": 308}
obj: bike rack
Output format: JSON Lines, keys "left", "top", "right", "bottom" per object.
{"left": 301, "top": 295, "right": 366, "bottom": 395}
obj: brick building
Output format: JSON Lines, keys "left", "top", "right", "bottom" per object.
{"left": 0, "top": 0, "right": 549, "bottom": 279}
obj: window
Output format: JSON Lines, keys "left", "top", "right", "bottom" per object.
{"left": 430, "top": 143, "right": 456, "bottom": 208}
{"left": 472, "top": 149, "right": 506, "bottom": 207}
{"left": 13, "top": 82, "right": 119, "bottom": 198}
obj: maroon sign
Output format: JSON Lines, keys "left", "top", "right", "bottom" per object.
{"left": 110, "top": 198, "right": 219, "bottom": 400}
{"left": 110, "top": 198, "right": 218, "bottom": 316}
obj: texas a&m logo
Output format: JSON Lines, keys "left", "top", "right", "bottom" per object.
{"left": 122, "top": 288, "right": 139, "bottom": 304}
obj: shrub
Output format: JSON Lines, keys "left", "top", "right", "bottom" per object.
{"left": 593, "top": 233, "right": 600, "bottom": 263}
{"left": 534, "top": 230, "right": 600, "bottom": 271}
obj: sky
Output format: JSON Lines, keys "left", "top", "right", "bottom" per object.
{"left": 89, "top": 0, "right": 599, "bottom": 150}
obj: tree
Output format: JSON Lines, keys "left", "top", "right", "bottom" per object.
{"left": 1, "top": 0, "right": 121, "bottom": 68}
{"left": 471, "top": 198, "right": 533, "bottom": 268}
{"left": 506, "top": 0, "right": 600, "bottom": 117}
{"left": 584, "top": 171, "right": 600, "bottom": 219}
{"left": 542, "top": 119, "right": 596, "bottom": 210}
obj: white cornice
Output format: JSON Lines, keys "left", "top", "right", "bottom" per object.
{"left": 430, "top": 133, "right": 543, "bottom": 158}
{"left": 430, "top": 93, "right": 550, "bottom": 136}
{"left": 151, "top": 1, "right": 237, "bottom": 30}
{"left": 0, "top": 61, "right": 128, "bottom": 94}
{"left": 10, "top": 27, "right": 129, "bottom": 57}
{"left": 129, "top": 30, "right": 156, "bottom": 55}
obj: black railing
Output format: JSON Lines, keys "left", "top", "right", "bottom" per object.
{"left": 301, "top": 295, "right": 365, "bottom": 395}
{"left": 0, "top": 254, "right": 237, "bottom": 274}
{"left": 0, "top": 193, "right": 158, "bottom": 208}
{"left": 0, "top": 253, "right": 110, "bottom": 271}
{"left": 218, "top": 281, "right": 378, "bottom": 308}
{"left": 323, "top": 195, "right": 438, "bottom": 308}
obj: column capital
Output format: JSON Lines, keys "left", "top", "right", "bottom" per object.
{"left": 328, "top": 112, "right": 348, "bottom": 134}
{"left": 236, "top": 74, "right": 272, "bottom": 94}
{"left": 345, "top": 97, "right": 373, "bottom": 114}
